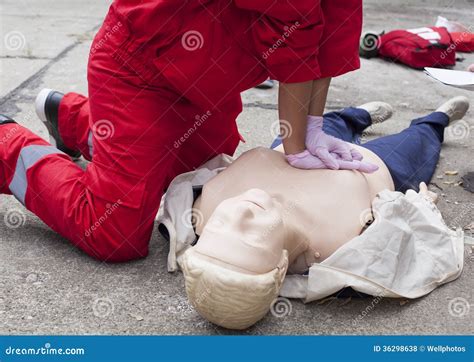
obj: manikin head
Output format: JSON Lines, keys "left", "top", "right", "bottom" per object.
{"left": 180, "top": 189, "right": 289, "bottom": 330}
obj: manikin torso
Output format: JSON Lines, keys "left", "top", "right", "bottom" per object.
{"left": 193, "top": 145, "right": 395, "bottom": 274}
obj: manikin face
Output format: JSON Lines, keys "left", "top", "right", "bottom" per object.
{"left": 194, "top": 188, "right": 286, "bottom": 274}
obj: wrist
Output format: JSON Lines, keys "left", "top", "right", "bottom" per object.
{"left": 282, "top": 140, "right": 306, "bottom": 155}
{"left": 307, "top": 115, "right": 323, "bottom": 127}
{"left": 286, "top": 150, "right": 309, "bottom": 159}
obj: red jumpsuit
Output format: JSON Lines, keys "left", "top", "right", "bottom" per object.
{"left": 0, "top": 0, "right": 362, "bottom": 262}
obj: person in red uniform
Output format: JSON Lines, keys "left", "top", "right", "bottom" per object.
{"left": 0, "top": 0, "right": 367, "bottom": 262}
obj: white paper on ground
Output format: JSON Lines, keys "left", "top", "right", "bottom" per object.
{"left": 435, "top": 16, "right": 470, "bottom": 33}
{"left": 424, "top": 67, "right": 474, "bottom": 91}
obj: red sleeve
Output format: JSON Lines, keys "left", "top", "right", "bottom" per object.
{"left": 234, "top": 0, "right": 323, "bottom": 83}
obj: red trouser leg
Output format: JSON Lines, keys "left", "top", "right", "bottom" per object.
{"left": 1, "top": 96, "right": 240, "bottom": 263}
{"left": 1, "top": 119, "right": 163, "bottom": 262}
{"left": 1, "top": 77, "right": 179, "bottom": 262}
{"left": 58, "top": 92, "right": 93, "bottom": 160}
{"left": 12, "top": 96, "right": 233, "bottom": 262}
{"left": 1, "top": 49, "right": 201, "bottom": 263}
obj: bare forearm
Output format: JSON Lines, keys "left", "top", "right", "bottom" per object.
{"left": 278, "top": 81, "right": 312, "bottom": 155}
{"left": 308, "top": 77, "right": 331, "bottom": 116}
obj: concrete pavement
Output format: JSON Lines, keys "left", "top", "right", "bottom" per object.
{"left": 0, "top": 0, "right": 473, "bottom": 335}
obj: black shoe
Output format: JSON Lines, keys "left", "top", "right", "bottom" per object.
{"left": 0, "top": 114, "right": 17, "bottom": 125}
{"left": 35, "top": 88, "right": 81, "bottom": 158}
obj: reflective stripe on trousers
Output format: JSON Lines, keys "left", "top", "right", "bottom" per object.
{"left": 9, "top": 145, "right": 64, "bottom": 205}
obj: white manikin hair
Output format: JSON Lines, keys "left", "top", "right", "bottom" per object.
{"left": 180, "top": 248, "right": 289, "bottom": 330}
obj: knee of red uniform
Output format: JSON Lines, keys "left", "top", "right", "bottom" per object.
{"left": 95, "top": 242, "right": 149, "bottom": 263}
{"left": 82, "top": 231, "right": 149, "bottom": 263}
{"left": 80, "top": 213, "right": 151, "bottom": 263}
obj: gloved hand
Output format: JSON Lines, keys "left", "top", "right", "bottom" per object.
{"left": 286, "top": 150, "right": 327, "bottom": 169}
{"left": 330, "top": 152, "right": 379, "bottom": 173}
{"left": 286, "top": 150, "right": 379, "bottom": 173}
{"left": 305, "top": 115, "right": 364, "bottom": 169}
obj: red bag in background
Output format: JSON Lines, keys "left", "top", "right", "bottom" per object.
{"left": 451, "top": 32, "right": 474, "bottom": 52}
{"left": 378, "top": 26, "right": 455, "bottom": 69}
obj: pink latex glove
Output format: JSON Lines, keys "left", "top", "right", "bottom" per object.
{"left": 330, "top": 152, "right": 379, "bottom": 173}
{"left": 305, "top": 115, "right": 363, "bottom": 169}
{"left": 286, "top": 150, "right": 379, "bottom": 173}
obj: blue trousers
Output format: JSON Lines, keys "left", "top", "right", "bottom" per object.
{"left": 270, "top": 107, "right": 449, "bottom": 192}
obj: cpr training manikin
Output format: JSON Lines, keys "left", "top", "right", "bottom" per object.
{"left": 159, "top": 142, "right": 465, "bottom": 330}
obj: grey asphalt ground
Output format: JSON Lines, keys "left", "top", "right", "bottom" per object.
{"left": 0, "top": 0, "right": 473, "bottom": 335}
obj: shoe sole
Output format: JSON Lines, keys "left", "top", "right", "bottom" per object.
{"left": 436, "top": 96, "right": 470, "bottom": 125}
{"left": 35, "top": 88, "right": 51, "bottom": 124}
{"left": 372, "top": 105, "right": 393, "bottom": 124}
{"left": 35, "top": 88, "right": 81, "bottom": 159}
